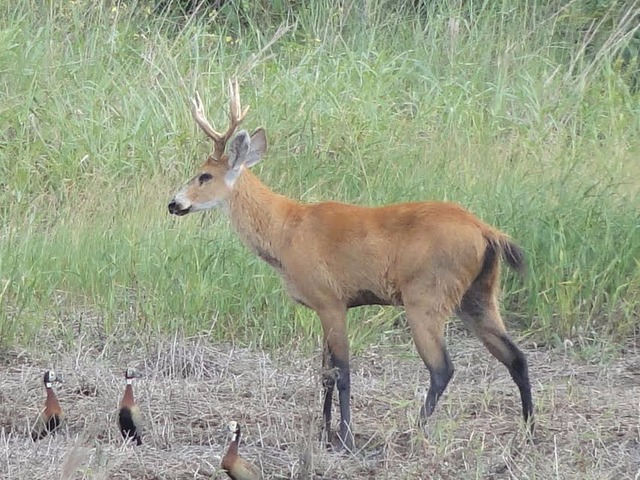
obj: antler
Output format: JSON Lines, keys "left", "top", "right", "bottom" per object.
{"left": 191, "top": 78, "right": 250, "bottom": 160}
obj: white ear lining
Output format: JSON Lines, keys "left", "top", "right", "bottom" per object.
{"left": 224, "top": 129, "right": 266, "bottom": 187}
{"left": 227, "top": 131, "right": 251, "bottom": 170}
{"left": 244, "top": 129, "right": 267, "bottom": 168}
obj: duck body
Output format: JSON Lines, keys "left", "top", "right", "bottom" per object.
{"left": 118, "top": 369, "right": 142, "bottom": 446}
{"left": 32, "top": 370, "right": 64, "bottom": 441}
{"left": 118, "top": 401, "right": 143, "bottom": 446}
{"left": 221, "top": 422, "right": 262, "bottom": 480}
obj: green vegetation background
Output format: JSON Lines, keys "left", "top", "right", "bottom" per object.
{"left": 0, "top": 0, "right": 638, "bottom": 353}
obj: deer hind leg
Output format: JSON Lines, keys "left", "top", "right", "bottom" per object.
{"left": 456, "top": 285, "right": 534, "bottom": 430}
{"left": 403, "top": 296, "right": 455, "bottom": 420}
{"left": 318, "top": 307, "right": 354, "bottom": 451}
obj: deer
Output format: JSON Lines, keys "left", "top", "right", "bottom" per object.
{"left": 168, "top": 79, "right": 534, "bottom": 451}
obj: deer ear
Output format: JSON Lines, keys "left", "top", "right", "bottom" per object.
{"left": 244, "top": 128, "right": 267, "bottom": 168}
{"left": 227, "top": 130, "right": 251, "bottom": 170}
{"left": 225, "top": 130, "right": 251, "bottom": 187}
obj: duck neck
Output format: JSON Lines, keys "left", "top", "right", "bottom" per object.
{"left": 45, "top": 386, "right": 61, "bottom": 410}
{"left": 228, "top": 427, "right": 241, "bottom": 455}
{"left": 122, "top": 382, "right": 135, "bottom": 406}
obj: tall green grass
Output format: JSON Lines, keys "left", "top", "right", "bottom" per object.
{"left": 0, "top": 0, "right": 638, "bottom": 351}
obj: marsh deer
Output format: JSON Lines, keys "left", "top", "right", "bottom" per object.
{"left": 168, "top": 79, "right": 534, "bottom": 451}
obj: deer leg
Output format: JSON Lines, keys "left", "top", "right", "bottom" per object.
{"left": 321, "top": 342, "right": 336, "bottom": 446}
{"left": 334, "top": 352, "right": 352, "bottom": 451}
{"left": 319, "top": 308, "right": 353, "bottom": 451}
{"left": 423, "top": 344, "right": 454, "bottom": 418}
{"left": 404, "top": 299, "right": 454, "bottom": 421}
{"left": 457, "top": 288, "right": 534, "bottom": 431}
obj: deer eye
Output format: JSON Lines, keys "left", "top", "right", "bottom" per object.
{"left": 198, "top": 173, "right": 213, "bottom": 185}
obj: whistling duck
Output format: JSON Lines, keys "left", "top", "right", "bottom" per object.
{"left": 118, "top": 368, "right": 142, "bottom": 446}
{"left": 221, "top": 421, "right": 263, "bottom": 480}
{"left": 31, "top": 370, "right": 64, "bottom": 441}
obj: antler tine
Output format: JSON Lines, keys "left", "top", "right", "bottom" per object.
{"left": 230, "top": 78, "right": 250, "bottom": 122}
{"left": 229, "top": 78, "right": 239, "bottom": 123}
{"left": 191, "top": 91, "right": 223, "bottom": 142}
{"left": 224, "top": 78, "right": 250, "bottom": 142}
{"left": 191, "top": 80, "right": 250, "bottom": 159}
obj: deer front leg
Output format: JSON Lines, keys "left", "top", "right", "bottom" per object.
{"left": 319, "top": 307, "right": 354, "bottom": 452}
{"left": 322, "top": 342, "right": 336, "bottom": 446}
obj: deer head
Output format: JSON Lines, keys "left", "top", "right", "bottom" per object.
{"left": 168, "top": 79, "right": 267, "bottom": 216}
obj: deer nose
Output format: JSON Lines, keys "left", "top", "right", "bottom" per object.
{"left": 168, "top": 200, "right": 179, "bottom": 214}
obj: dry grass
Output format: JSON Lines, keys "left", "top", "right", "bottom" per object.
{"left": 1, "top": 319, "right": 639, "bottom": 480}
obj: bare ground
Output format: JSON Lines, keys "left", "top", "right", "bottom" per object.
{"left": 1, "top": 322, "right": 639, "bottom": 480}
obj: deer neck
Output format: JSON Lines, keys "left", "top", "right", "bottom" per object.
{"left": 226, "top": 170, "right": 295, "bottom": 268}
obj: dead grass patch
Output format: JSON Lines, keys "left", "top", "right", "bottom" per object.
{"left": 1, "top": 325, "right": 639, "bottom": 479}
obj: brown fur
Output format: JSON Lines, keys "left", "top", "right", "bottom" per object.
{"left": 168, "top": 86, "right": 534, "bottom": 450}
